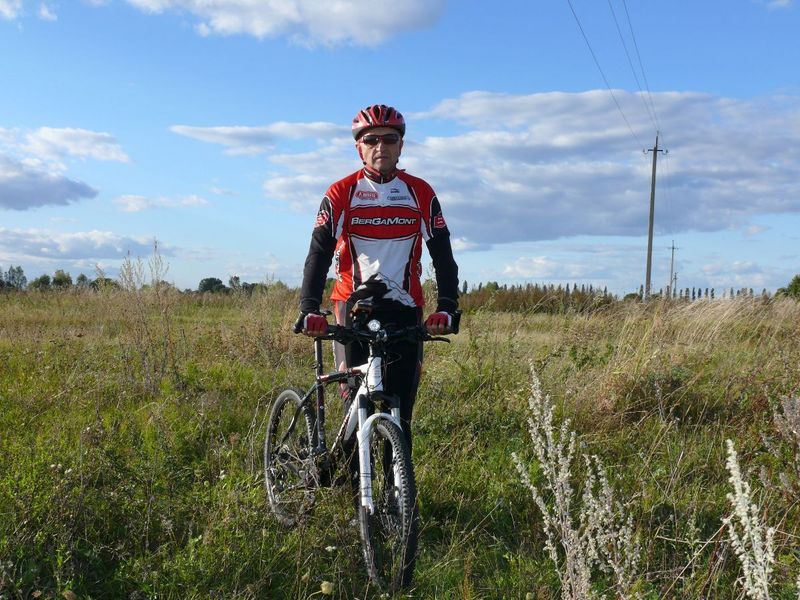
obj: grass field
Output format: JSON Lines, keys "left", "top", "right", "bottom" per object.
{"left": 1, "top": 287, "right": 799, "bottom": 599}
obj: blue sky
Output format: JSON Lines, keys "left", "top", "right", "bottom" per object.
{"left": 1, "top": 0, "right": 798, "bottom": 295}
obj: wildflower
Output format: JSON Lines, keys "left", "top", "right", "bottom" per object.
{"left": 723, "top": 439, "right": 775, "bottom": 600}
{"left": 320, "top": 581, "right": 334, "bottom": 595}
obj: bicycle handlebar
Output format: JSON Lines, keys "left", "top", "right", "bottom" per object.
{"left": 320, "top": 323, "right": 451, "bottom": 345}
{"left": 294, "top": 310, "right": 461, "bottom": 339}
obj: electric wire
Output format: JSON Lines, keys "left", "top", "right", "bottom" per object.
{"left": 621, "top": 0, "right": 662, "bottom": 132}
{"left": 607, "top": 0, "right": 659, "bottom": 132}
{"left": 565, "top": 0, "right": 645, "bottom": 151}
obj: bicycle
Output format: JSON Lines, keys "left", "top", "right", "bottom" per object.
{"left": 263, "top": 300, "right": 459, "bottom": 591}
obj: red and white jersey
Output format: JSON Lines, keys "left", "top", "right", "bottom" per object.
{"left": 301, "top": 168, "right": 456, "bottom": 311}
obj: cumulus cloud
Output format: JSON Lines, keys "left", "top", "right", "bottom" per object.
{"left": 38, "top": 3, "right": 56, "bottom": 20}
{"left": 114, "top": 193, "right": 209, "bottom": 212}
{"left": 0, "top": 0, "right": 22, "bottom": 19}
{"left": 176, "top": 90, "right": 800, "bottom": 254}
{"left": 0, "top": 228, "right": 165, "bottom": 260}
{"left": 23, "top": 127, "right": 130, "bottom": 163}
{"left": 123, "top": 0, "right": 445, "bottom": 46}
{"left": 0, "top": 126, "right": 130, "bottom": 210}
{"left": 170, "top": 122, "right": 347, "bottom": 155}
{"left": 408, "top": 91, "right": 800, "bottom": 245}
{"left": 0, "top": 155, "right": 98, "bottom": 210}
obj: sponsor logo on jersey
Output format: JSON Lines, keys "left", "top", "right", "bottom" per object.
{"left": 433, "top": 214, "right": 446, "bottom": 229}
{"left": 315, "top": 210, "right": 330, "bottom": 227}
{"left": 355, "top": 190, "right": 379, "bottom": 200}
{"left": 387, "top": 195, "right": 411, "bottom": 202}
{"left": 351, "top": 216, "right": 417, "bottom": 226}
{"left": 390, "top": 188, "right": 400, "bottom": 194}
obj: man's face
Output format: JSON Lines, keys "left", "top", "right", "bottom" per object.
{"left": 356, "top": 126, "right": 403, "bottom": 175}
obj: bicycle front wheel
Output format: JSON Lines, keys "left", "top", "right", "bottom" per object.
{"left": 358, "top": 418, "right": 418, "bottom": 591}
{"left": 264, "top": 387, "right": 317, "bottom": 526}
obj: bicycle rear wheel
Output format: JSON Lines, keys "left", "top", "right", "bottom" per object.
{"left": 264, "top": 388, "right": 317, "bottom": 526}
{"left": 358, "top": 418, "right": 418, "bottom": 591}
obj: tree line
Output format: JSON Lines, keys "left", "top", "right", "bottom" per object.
{"left": 3, "top": 265, "right": 799, "bottom": 306}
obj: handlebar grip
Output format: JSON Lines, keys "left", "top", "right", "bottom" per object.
{"left": 451, "top": 310, "right": 461, "bottom": 334}
{"left": 293, "top": 313, "right": 305, "bottom": 334}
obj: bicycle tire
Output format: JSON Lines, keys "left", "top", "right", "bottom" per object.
{"left": 264, "top": 387, "right": 318, "bottom": 526}
{"left": 358, "top": 418, "right": 418, "bottom": 591}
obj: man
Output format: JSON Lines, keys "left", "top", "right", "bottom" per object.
{"left": 295, "top": 103, "right": 459, "bottom": 452}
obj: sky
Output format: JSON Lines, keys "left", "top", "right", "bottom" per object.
{"left": 1, "top": 0, "right": 799, "bottom": 296}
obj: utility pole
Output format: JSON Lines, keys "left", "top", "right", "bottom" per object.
{"left": 667, "top": 240, "right": 679, "bottom": 299}
{"left": 644, "top": 133, "right": 666, "bottom": 300}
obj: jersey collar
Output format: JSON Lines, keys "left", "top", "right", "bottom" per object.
{"left": 362, "top": 165, "right": 400, "bottom": 184}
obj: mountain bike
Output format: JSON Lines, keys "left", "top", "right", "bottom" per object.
{"left": 263, "top": 300, "right": 459, "bottom": 591}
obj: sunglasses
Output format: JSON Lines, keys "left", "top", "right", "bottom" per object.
{"left": 360, "top": 133, "right": 401, "bottom": 146}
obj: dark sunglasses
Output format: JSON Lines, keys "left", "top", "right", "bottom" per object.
{"left": 360, "top": 133, "right": 401, "bottom": 146}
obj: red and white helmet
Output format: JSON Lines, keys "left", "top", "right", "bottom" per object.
{"left": 351, "top": 104, "right": 406, "bottom": 140}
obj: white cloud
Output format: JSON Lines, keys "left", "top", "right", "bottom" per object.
{"left": 0, "top": 0, "right": 22, "bottom": 19}
{"left": 0, "top": 155, "right": 98, "bottom": 210}
{"left": 123, "top": 0, "right": 445, "bottom": 46}
{"left": 38, "top": 3, "right": 55, "bottom": 20}
{"left": 0, "top": 126, "right": 131, "bottom": 210}
{"left": 24, "top": 127, "right": 130, "bottom": 163}
{"left": 170, "top": 122, "right": 347, "bottom": 155}
{"left": 175, "top": 90, "right": 800, "bottom": 254}
{"left": 701, "top": 260, "right": 772, "bottom": 289}
{"left": 0, "top": 228, "right": 164, "bottom": 260}
{"left": 114, "top": 193, "right": 209, "bottom": 212}
{"left": 502, "top": 256, "right": 562, "bottom": 279}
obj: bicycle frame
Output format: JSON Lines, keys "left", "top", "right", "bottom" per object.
{"left": 310, "top": 333, "right": 403, "bottom": 514}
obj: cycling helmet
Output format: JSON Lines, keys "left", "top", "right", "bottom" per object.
{"left": 351, "top": 104, "right": 406, "bottom": 140}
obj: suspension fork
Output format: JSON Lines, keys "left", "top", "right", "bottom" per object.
{"left": 357, "top": 349, "right": 405, "bottom": 514}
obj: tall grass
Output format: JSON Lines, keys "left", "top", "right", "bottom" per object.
{"left": 1, "top": 292, "right": 799, "bottom": 598}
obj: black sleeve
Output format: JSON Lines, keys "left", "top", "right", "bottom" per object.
{"left": 426, "top": 195, "right": 459, "bottom": 313}
{"left": 299, "top": 197, "right": 336, "bottom": 313}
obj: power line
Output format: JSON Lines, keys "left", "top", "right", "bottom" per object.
{"left": 565, "top": 0, "right": 644, "bottom": 150}
{"left": 606, "top": 0, "right": 658, "bottom": 132}
{"left": 621, "top": 0, "right": 661, "bottom": 132}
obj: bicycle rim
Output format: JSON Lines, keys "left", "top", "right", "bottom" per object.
{"left": 264, "top": 388, "right": 317, "bottom": 526}
{"left": 358, "top": 419, "right": 418, "bottom": 591}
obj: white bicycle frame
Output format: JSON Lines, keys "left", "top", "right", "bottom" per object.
{"left": 339, "top": 352, "right": 403, "bottom": 515}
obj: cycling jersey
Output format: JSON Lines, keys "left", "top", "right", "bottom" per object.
{"left": 300, "top": 168, "right": 459, "bottom": 313}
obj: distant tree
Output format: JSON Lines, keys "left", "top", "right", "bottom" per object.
{"left": 711, "top": 288, "right": 715, "bottom": 299}
{"left": 52, "top": 270, "right": 73, "bottom": 288}
{"left": 29, "top": 274, "right": 52, "bottom": 290}
{"left": 776, "top": 274, "right": 800, "bottom": 300}
{"left": 92, "top": 277, "right": 119, "bottom": 290}
{"left": 198, "top": 277, "right": 226, "bottom": 293}
{"left": 229, "top": 275, "right": 241, "bottom": 290}
{"left": 461, "top": 280, "right": 468, "bottom": 295}
{"left": 75, "top": 273, "right": 90, "bottom": 288}
{"left": 3, "top": 265, "right": 27, "bottom": 290}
